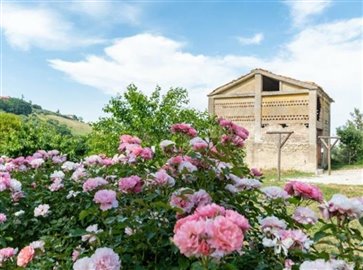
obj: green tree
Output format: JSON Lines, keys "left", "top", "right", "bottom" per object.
{"left": 0, "top": 97, "right": 32, "bottom": 115}
{"left": 87, "top": 85, "right": 213, "bottom": 155}
{"left": 336, "top": 108, "right": 363, "bottom": 164}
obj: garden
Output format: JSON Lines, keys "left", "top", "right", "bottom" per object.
{"left": 0, "top": 115, "right": 362, "bottom": 269}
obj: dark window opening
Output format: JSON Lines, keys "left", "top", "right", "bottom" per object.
{"left": 261, "top": 124, "right": 269, "bottom": 128}
{"left": 304, "top": 123, "right": 309, "bottom": 128}
{"left": 317, "top": 97, "right": 321, "bottom": 121}
{"left": 280, "top": 124, "right": 288, "bottom": 128}
{"left": 262, "top": 76, "right": 280, "bottom": 91}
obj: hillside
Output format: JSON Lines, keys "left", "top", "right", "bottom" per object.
{"left": 37, "top": 114, "right": 92, "bottom": 136}
{"left": 0, "top": 96, "right": 92, "bottom": 136}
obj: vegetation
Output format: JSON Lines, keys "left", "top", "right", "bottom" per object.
{"left": 0, "top": 113, "right": 87, "bottom": 160}
{"left": 87, "top": 85, "right": 212, "bottom": 155}
{"left": 334, "top": 108, "right": 363, "bottom": 165}
{"left": 0, "top": 97, "right": 32, "bottom": 115}
{"left": 0, "top": 119, "right": 362, "bottom": 269}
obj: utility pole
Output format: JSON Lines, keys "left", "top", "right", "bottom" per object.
{"left": 266, "top": 131, "right": 294, "bottom": 181}
{"left": 318, "top": 136, "right": 340, "bottom": 175}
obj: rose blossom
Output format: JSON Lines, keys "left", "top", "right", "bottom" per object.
{"left": 0, "top": 247, "right": 17, "bottom": 266}
{"left": 250, "top": 168, "right": 263, "bottom": 177}
{"left": 91, "top": 247, "right": 121, "bottom": 270}
{"left": 261, "top": 186, "right": 290, "bottom": 200}
{"left": 189, "top": 137, "right": 209, "bottom": 151}
{"left": 83, "top": 177, "right": 108, "bottom": 192}
{"left": 0, "top": 213, "right": 6, "bottom": 223}
{"left": 284, "top": 181, "right": 323, "bottom": 202}
{"left": 293, "top": 207, "right": 317, "bottom": 225}
{"left": 93, "top": 190, "right": 118, "bottom": 211}
{"left": 152, "top": 169, "right": 175, "bottom": 187}
{"left": 118, "top": 176, "right": 143, "bottom": 193}
{"left": 260, "top": 216, "right": 287, "bottom": 234}
{"left": 73, "top": 257, "right": 95, "bottom": 270}
{"left": 17, "top": 246, "right": 35, "bottom": 267}
{"left": 319, "top": 194, "right": 363, "bottom": 220}
{"left": 34, "top": 204, "right": 50, "bottom": 217}
{"left": 30, "top": 240, "right": 45, "bottom": 252}
{"left": 170, "top": 123, "right": 197, "bottom": 137}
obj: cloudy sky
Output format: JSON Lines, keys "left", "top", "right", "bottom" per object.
{"left": 1, "top": 0, "right": 362, "bottom": 132}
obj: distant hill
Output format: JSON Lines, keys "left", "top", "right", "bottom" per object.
{"left": 0, "top": 96, "right": 92, "bottom": 136}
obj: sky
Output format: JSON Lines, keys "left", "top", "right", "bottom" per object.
{"left": 1, "top": 0, "right": 362, "bottom": 133}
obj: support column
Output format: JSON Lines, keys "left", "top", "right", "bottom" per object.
{"left": 308, "top": 90, "right": 317, "bottom": 170}
{"left": 208, "top": 97, "right": 214, "bottom": 114}
{"left": 254, "top": 74, "right": 262, "bottom": 142}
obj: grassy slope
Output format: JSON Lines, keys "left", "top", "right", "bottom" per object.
{"left": 37, "top": 114, "right": 92, "bottom": 136}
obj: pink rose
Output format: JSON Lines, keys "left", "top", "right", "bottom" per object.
{"left": 17, "top": 246, "right": 35, "bottom": 267}
{"left": 93, "top": 190, "right": 119, "bottom": 211}
{"left": 284, "top": 181, "right": 323, "bottom": 202}
{"left": 118, "top": 176, "right": 143, "bottom": 193}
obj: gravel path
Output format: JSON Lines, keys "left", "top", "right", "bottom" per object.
{"left": 287, "top": 169, "right": 363, "bottom": 185}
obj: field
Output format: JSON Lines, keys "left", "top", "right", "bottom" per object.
{"left": 37, "top": 114, "right": 92, "bottom": 136}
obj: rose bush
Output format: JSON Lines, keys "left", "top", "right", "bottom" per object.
{"left": 0, "top": 118, "right": 362, "bottom": 269}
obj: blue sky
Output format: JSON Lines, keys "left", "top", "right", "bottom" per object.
{"left": 1, "top": 0, "right": 362, "bottom": 131}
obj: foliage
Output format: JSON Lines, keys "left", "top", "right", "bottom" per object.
{"left": 87, "top": 85, "right": 212, "bottom": 156}
{"left": 0, "top": 119, "right": 361, "bottom": 269}
{"left": 335, "top": 108, "right": 363, "bottom": 164}
{"left": 0, "top": 97, "right": 32, "bottom": 116}
{"left": 0, "top": 114, "right": 87, "bottom": 160}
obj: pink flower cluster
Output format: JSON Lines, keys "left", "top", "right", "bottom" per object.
{"left": 170, "top": 123, "right": 197, "bottom": 138}
{"left": 49, "top": 170, "right": 65, "bottom": 192}
{"left": 262, "top": 226, "right": 312, "bottom": 256}
{"left": 284, "top": 181, "right": 323, "bottom": 202}
{"left": 16, "top": 242, "right": 43, "bottom": 268}
{"left": 73, "top": 247, "right": 121, "bottom": 270}
{"left": 218, "top": 118, "right": 249, "bottom": 148}
{"left": 118, "top": 135, "right": 153, "bottom": 163}
{"left": 118, "top": 175, "right": 143, "bottom": 194}
{"left": 173, "top": 203, "right": 249, "bottom": 259}
{"left": 189, "top": 137, "right": 209, "bottom": 151}
{"left": 93, "top": 190, "right": 118, "bottom": 211}
{"left": 319, "top": 194, "right": 363, "bottom": 220}
{"left": 169, "top": 188, "right": 212, "bottom": 215}
{"left": 84, "top": 155, "right": 114, "bottom": 167}
{"left": 225, "top": 174, "right": 261, "bottom": 193}
{"left": 0, "top": 150, "right": 65, "bottom": 172}
{"left": 83, "top": 177, "right": 109, "bottom": 192}
{"left": 0, "top": 247, "right": 17, "bottom": 267}
{"left": 166, "top": 155, "right": 198, "bottom": 176}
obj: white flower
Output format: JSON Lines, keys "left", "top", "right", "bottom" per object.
{"left": 14, "top": 210, "right": 25, "bottom": 217}
{"left": 67, "top": 190, "right": 80, "bottom": 199}
{"left": 30, "top": 240, "right": 45, "bottom": 251}
{"left": 61, "top": 161, "right": 78, "bottom": 171}
{"left": 73, "top": 257, "right": 96, "bottom": 270}
{"left": 10, "top": 179, "right": 22, "bottom": 192}
{"left": 82, "top": 224, "right": 103, "bottom": 243}
{"left": 50, "top": 171, "right": 65, "bottom": 180}
{"left": 124, "top": 227, "right": 135, "bottom": 236}
{"left": 34, "top": 204, "right": 50, "bottom": 217}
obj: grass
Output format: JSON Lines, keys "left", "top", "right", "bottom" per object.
{"left": 262, "top": 169, "right": 314, "bottom": 182}
{"left": 38, "top": 114, "right": 92, "bottom": 136}
{"left": 332, "top": 159, "right": 363, "bottom": 170}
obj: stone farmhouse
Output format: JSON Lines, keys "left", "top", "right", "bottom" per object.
{"left": 208, "top": 68, "right": 334, "bottom": 172}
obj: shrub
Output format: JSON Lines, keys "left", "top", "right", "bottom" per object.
{"left": 0, "top": 119, "right": 362, "bottom": 269}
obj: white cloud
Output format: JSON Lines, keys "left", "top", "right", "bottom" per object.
{"left": 284, "top": 0, "right": 332, "bottom": 26}
{"left": 237, "top": 33, "right": 264, "bottom": 45}
{"left": 1, "top": 3, "right": 105, "bottom": 50}
{"left": 67, "top": 1, "right": 142, "bottom": 25}
{"left": 49, "top": 18, "right": 363, "bottom": 131}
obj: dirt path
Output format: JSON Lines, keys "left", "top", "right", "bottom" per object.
{"left": 287, "top": 169, "right": 363, "bottom": 185}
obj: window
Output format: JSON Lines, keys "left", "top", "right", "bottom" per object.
{"left": 317, "top": 97, "right": 321, "bottom": 121}
{"left": 262, "top": 76, "right": 280, "bottom": 91}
